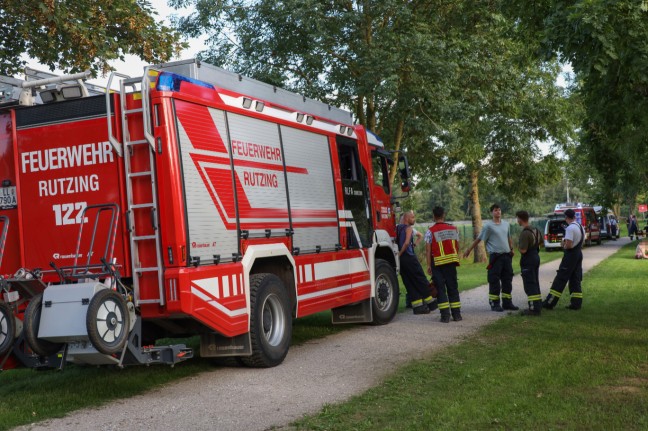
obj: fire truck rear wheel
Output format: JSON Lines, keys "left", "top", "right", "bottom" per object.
{"left": 0, "top": 301, "right": 16, "bottom": 357}
{"left": 371, "top": 259, "right": 399, "bottom": 325}
{"left": 86, "top": 289, "right": 130, "bottom": 355}
{"left": 240, "top": 273, "right": 292, "bottom": 368}
{"left": 24, "top": 294, "right": 63, "bottom": 357}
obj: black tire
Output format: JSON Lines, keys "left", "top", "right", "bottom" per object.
{"left": 239, "top": 273, "right": 292, "bottom": 368}
{"left": 86, "top": 289, "right": 130, "bottom": 355}
{"left": 371, "top": 259, "right": 399, "bottom": 325}
{"left": 24, "top": 294, "right": 63, "bottom": 357}
{"left": 0, "top": 301, "right": 16, "bottom": 357}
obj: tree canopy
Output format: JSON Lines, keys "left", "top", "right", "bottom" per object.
{"left": 507, "top": 0, "right": 648, "bottom": 209}
{"left": 0, "top": 0, "right": 185, "bottom": 75}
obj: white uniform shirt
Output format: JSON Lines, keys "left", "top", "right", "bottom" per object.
{"left": 564, "top": 222, "right": 583, "bottom": 246}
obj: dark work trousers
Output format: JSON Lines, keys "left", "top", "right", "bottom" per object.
{"left": 548, "top": 244, "right": 583, "bottom": 307}
{"left": 432, "top": 264, "right": 460, "bottom": 311}
{"left": 399, "top": 253, "right": 432, "bottom": 304}
{"left": 487, "top": 253, "right": 513, "bottom": 304}
{"left": 520, "top": 248, "right": 541, "bottom": 304}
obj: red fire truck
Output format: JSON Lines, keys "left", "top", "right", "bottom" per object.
{"left": 0, "top": 60, "right": 409, "bottom": 368}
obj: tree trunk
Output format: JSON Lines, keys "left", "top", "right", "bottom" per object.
{"left": 388, "top": 118, "right": 405, "bottom": 187}
{"left": 469, "top": 168, "right": 487, "bottom": 263}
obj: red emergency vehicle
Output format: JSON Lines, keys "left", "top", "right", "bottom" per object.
{"left": 552, "top": 203, "right": 601, "bottom": 246}
{"left": 0, "top": 60, "right": 408, "bottom": 368}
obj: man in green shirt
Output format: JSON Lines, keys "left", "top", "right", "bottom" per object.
{"left": 464, "top": 204, "right": 519, "bottom": 312}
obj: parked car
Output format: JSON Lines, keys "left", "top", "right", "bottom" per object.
{"left": 544, "top": 215, "right": 567, "bottom": 251}
{"left": 597, "top": 213, "right": 620, "bottom": 240}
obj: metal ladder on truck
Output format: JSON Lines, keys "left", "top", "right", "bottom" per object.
{"left": 106, "top": 69, "right": 165, "bottom": 306}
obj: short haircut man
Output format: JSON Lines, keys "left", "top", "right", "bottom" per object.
{"left": 515, "top": 210, "right": 529, "bottom": 222}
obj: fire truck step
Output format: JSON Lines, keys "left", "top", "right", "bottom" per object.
{"left": 126, "top": 139, "right": 149, "bottom": 146}
{"left": 136, "top": 267, "right": 161, "bottom": 273}
{"left": 130, "top": 203, "right": 155, "bottom": 209}
{"left": 128, "top": 171, "right": 152, "bottom": 178}
{"left": 133, "top": 235, "right": 156, "bottom": 241}
{"left": 123, "top": 108, "right": 144, "bottom": 115}
{"left": 137, "top": 298, "right": 163, "bottom": 304}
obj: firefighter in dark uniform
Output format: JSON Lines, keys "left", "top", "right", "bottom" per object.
{"left": 426, "top": 206, "right": 462, "bottom": 323}
{"left": 397, "top": 211, "right": 437, "bottom": 314}
{"left": 515, "top": 210, "right": 542, "bottom": 316}
{"left": 543, "top": 208, "right": 584, "bottom": 310}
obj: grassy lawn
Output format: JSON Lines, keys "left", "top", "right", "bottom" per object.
{"left": 289, "top": 242, "right": 648, "bottom": 431}
{"left": 0, "top": 246, "right": 594, "bottom": 430}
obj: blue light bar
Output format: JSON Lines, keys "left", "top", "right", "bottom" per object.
{"left": 156, "top": 72, "right": 215, "bottom": 92}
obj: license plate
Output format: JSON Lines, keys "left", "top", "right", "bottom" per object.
{"left": 0, "top": 186, "right": 17, "bottom": 210}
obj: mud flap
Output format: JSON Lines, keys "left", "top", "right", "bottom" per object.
{"left": 331, "top": 299, "right": 372, "bottom": 324}
{"left": 200, "top": 332, "right": 252, "bottom": 357}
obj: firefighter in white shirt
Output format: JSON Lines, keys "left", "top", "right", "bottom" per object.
{"left": 543, "top": 209, "right": 584, "bottom": 310}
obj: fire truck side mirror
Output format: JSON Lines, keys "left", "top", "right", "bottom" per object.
{"left": 398, "top": 155, "right": 411, "bottom": 192}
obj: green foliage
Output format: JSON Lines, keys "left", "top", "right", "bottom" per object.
{"left": 292, "top": 243, "right": 648, "bottom": 431}
{"left": 508, "top": 0, "right": 648, "bottom": 207}
{"left": 0, "top": 0, "right": 185, "bottom": 75}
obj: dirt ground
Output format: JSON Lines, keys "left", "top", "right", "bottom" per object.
{"left": 14, "top": 239, "right": 626, "bottom": 431}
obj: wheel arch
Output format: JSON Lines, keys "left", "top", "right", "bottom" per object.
{"left": 241, "top": 244, "right": 297, "bottom": 317}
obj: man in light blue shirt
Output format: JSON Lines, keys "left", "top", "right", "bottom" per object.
{"left": 464, "top": 204, "right": 519, "bottom": 312}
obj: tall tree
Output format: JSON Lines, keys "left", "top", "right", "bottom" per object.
{"left": 170, "top": 0, "right": 454, "bottom": 181}
{"left": 0, "top": 0, "right": 185, "bottom": 75}
{"left": 507, "top": 0, "right": 648, "bottom": 208}
{"left": 406, "top": 2, "right": 575, "bottom": 262}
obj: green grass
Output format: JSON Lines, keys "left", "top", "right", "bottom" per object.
{"left": 289, "top": 243, "right": 648, "bottom": 431}
{"left": 0, "top": 247, "right": 598, "bottom": 430}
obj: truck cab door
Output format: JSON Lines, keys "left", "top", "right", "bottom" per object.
{"left": 337, "top": 137, "right": 371, "bottom": 249}
{"left": 370, "top": 149, "right": 394, "bottom": 235}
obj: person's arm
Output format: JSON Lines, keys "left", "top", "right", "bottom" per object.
{"left": 463, "top": 238, "right": 481, "bottom": 258}
{"left": 519, "top": 232, "right": 528, "bottom": 254}
{"left": 564, "top": 239, "right": 574, "bottom": 249}
{"left": 413, "top": 229, "right": 423, "bottom": 247}
{"left": 426, "top": 242, "right": 433, "bottom": 275}
{"left": 399, "top": 227, "right": 413, "bottom": 257}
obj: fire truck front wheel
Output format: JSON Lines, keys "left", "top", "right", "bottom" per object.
{"left": 0, "top": 301, "right": 16, "bottom": 357}
{"left": 241, "top": 273, "right": 292, "bottom": 368}
{"left": 86, "top": 289, "right": 131, "bottom": 355}
{"left": 24, "top": 294, "right": 64, "bottom": 357}
{"left": 371, "top": 259, "right": 399, "bottom": 325}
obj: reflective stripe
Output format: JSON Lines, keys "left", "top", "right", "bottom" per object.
{"left": 423, "top": 296, "right": 434, "bottom": 303}
{"left": 489, "top": 294, "right": 500, "bottom": 300}
{"left": 502, "top": 293, "right": 512, "bottom": 299}
{"left": 571, "top": 292, "right": 583, "bottom": 298}
{"left": 412, "top": 299, "right": 423, "bottom": 307}
{"left": 438, "top": 302, "right": 450, "bottom": 309}
{"left": 450, "top": 302, "right": 461, "bottom": 308}
{"left": 549, "top": 289, "right": 562, "bottom": 297}
{"left": 528, "top": 294, "right": 542, "bottom": 301}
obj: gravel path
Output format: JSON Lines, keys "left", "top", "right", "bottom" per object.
{"left": 15, "top": 239, "right": 627, "bottom": 431}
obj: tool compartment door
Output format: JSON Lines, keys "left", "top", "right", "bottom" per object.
{"left": 174, "top": 101, "right": 239, "bottom": 264}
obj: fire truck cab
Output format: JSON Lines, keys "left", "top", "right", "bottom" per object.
{"left": 0, "top": 60, "right": 408, "bottom": 368}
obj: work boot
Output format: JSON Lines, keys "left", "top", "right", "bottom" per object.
{"left": 542, "top": 294, "right": 559, "bottom": 310}
{"left": 451, "top": 309, "right": 463, "bottom": 322}
{"left": 565, "top": 303, "right": 581, "bottom": 310}
{"left": 413, "top": 304, "right": 431, "bottom": 315}
{"left": 440, "top": 309, "right": 451, "bottom": 323}
{"left": 490, "top": 300, "right": 504, "bottom": 312}
{"left": 502, "top": 298, "right": 519, "bottom": 311}
{"left": 520, "top": 301, "right": 541, "bottom": 316}
{"left": 427, "top": 300, "right": 439, "bottom": 312}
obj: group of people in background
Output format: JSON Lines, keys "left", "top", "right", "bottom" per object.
{"left": 396, "top": 204, "right": 584, "bottom": 322}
